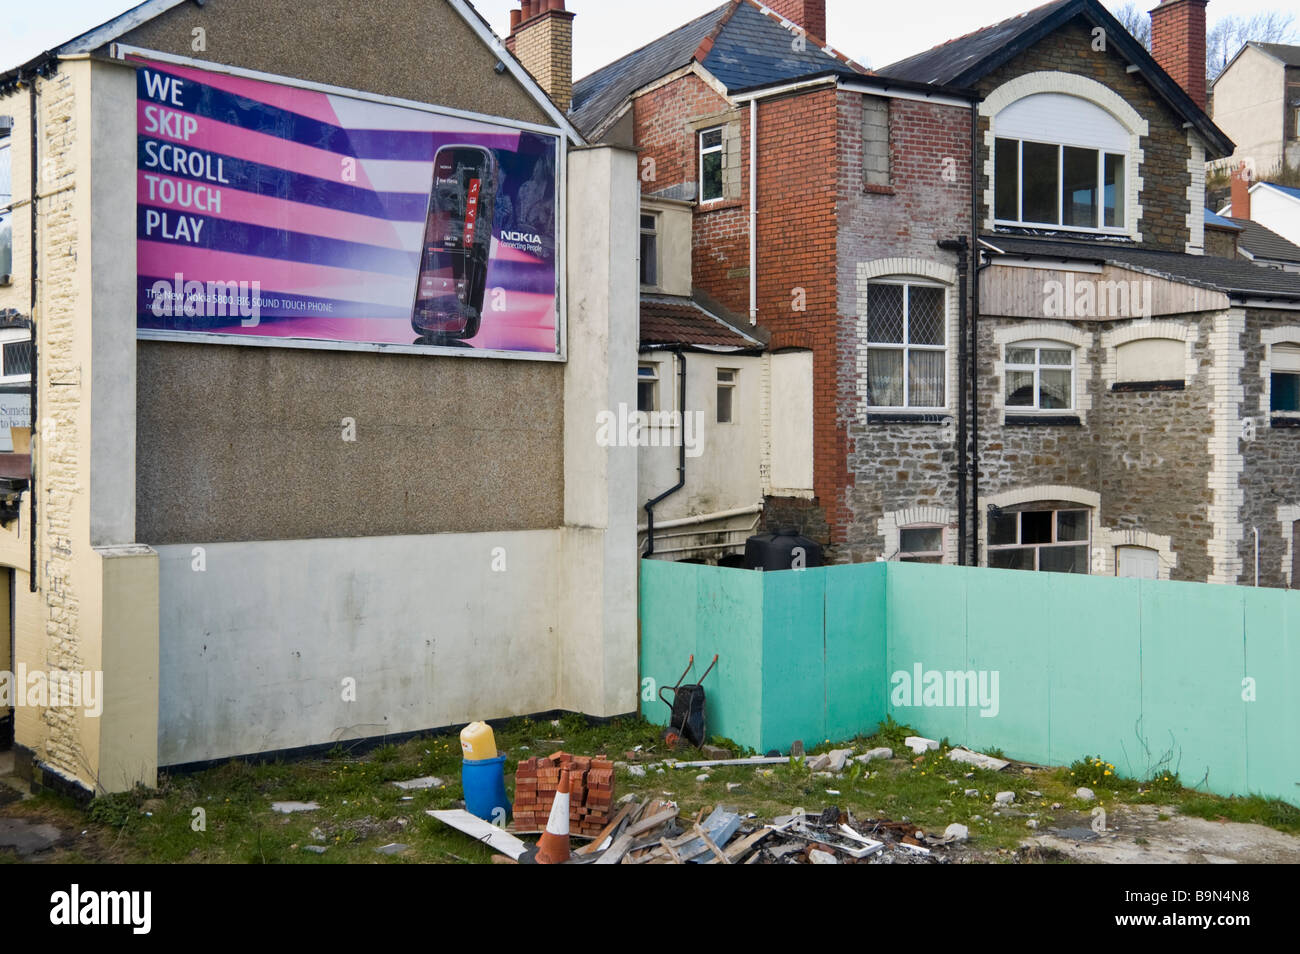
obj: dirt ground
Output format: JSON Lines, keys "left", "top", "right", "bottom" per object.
{"left": 1024, "top": 804, "right": 1300, "bottom": 864}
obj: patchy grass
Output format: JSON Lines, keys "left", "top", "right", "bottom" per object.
{"left": 2, "top": 715, "right": 1296, "bottom": 863}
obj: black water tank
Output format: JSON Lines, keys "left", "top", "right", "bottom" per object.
{"left": 744, "top": 527, "right": 824, "bottom": 571}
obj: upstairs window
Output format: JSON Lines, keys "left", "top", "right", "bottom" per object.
{"left": 1271, "top": 343, "right": 1300, "bottom": 414}
{"left": 0, "top": 128, "right": 11, "bottom": 278}
{"left": 699, "top": 127, "right": 724, "bottom": 203}
{"left": 996, "top": 138, "right": 1125, "bottom": 230}
{"left": 637, "top": 363, "right": 659, "bottom": 413}
{"left": 992, "top": 93, "right": 1130, "bottom": 233}
{"left": 716, "top": 368, "right": 736, "bottom": 424}
{"left": 640, "top": 213, "right": 658, "bottom": 287}
{"left": 866, "top": 280, "right": 947, "bottom": 409}
{"left": 1005, "top": 342, "right": 1073, "bottom": 411}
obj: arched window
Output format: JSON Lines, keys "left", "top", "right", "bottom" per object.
{"left": 865, "top": 279, "right": 947, "bottom": 409}
{"left": 993, "top": 93, "right": 1131, "bottom": 233}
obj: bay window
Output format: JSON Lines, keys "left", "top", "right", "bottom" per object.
{"left": 866, "top": 280, "right": 947, "bottom": 409}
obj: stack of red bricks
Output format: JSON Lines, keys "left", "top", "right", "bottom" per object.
{"left": 512, "top": 752, "right": 614, "bottom": 836}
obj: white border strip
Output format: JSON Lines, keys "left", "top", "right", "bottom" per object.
{"left": 113, "top": 44, "right": 568, "bottom": 363}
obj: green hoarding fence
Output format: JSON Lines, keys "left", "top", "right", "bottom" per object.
{"left": 638, "top": 559, "right": 1298, "bottom": 805}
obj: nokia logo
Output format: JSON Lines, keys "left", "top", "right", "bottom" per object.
{"left": 501, "top": 231, "right": 543, "bottom": 244}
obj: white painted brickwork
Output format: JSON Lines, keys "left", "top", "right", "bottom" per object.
{"left": 1207, "top": 308, "right": 1246, "bottom": 584}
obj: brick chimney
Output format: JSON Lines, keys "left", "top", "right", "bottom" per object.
{"left": 506, "top": 0, "right": 575, "bottom": 112}
{"left": 767, "top": 0, "right": 827, "bottom": 43}
{"left": 1230, "top": 161, "right": 1252, "bottom": 219}
{"left": 1149, "top": 0, "right": 1208, "bottom": 110}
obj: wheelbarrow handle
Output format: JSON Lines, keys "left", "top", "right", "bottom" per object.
{"left": 697, "top": 654, "right": 719, "bottom": 685}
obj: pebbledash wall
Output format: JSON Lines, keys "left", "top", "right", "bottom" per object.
{"left": 640, "top": 559, "right": 1298, "bottom": 805}
{"left": 2, "top": 0, "right": 640, "bottom": 794}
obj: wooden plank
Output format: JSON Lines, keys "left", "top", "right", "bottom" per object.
{"left": 707, "top": 827, "right": 772, "bottom": 864}
{"left": 429, "top": 809, "right": 529, "bottom": 860}
{"left": 574, "top": 801, "right": 638, "bottom": 856}
{"left": 592, "top": 832, "right": 636, "bottom": 865}
{"left": 625, "top": 807, "right": 679, "bottom": 837}
{"left": 693, "top": 823, "right": 731, "bottom": 864}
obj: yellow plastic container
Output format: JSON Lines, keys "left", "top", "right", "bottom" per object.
{"left": 459, "top": 721, "right": 497, "bottom": 760}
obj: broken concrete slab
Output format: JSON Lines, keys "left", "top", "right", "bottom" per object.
{"left": 905, "top": 736, "right": 939, "bottom": 754}
{"left": 856, "top": 747, "right": 892, "bottom": 763}
{"left": 629, "top": 765, "right": 646, "bottom": 777}
{"left": 392, "top": 776, "right": 444, "bottom": 791}
{"left": 947, "top": 747, "right": 1010, "bottom": 772}
{"left": 826, "top": 749, "right": 854, "bottom": 772}
{"left": 995, "top": 791, "right": 1015, "bottom": 805}
{"left": 375, "top": 843, "right": 408, "bottom": 855}
{"left": 0, "top": 817, "right": 61, "bottom": 856}
{"left": 302, "top": 844, "right": 327, "bottom": 854}
{"left": 700, "top": 745, "right": 731, "bottom": 761}
{"left": 271, "top": 801, "right": 320, "bottom": 814}
{"left": 809, "top": 849, "right": 838, "bottom": 864}
{"left": 1076, "top": 787, "right": 1096, "bottom": 801}
{"left": 806, "top": 754, "right": 832, "bottom": 771}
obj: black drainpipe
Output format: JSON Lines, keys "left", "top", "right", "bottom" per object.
{"left": 28, "top": 71, "right": 38, "bottom": 592}
{"left": 969, "top": 93, "right": 983, "bottom": 568}
{"left": 937, "top": 237, "right": 968, "bottom": 565}
{"left": 643, "top": 348, "right": 687, "bottom": 557}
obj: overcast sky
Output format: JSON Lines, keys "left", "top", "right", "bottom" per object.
{"left": 1, "top": 0, "right": 1293, "bottom": 77}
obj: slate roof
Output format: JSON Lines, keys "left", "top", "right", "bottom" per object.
{"left": 569, "top": 0, "right": 859, "bottom": 138}
{"left": 878, "top": 0, "right": 1233, "bottom": 158}
{"left": 982, "top": 234, "right": 1300, "bottom": 300}
{"left": 1227, "top": 218, "right": 1300, "bottom": 266}
{"left": 640, "top": 296, "right": 763, "bottom": 350}
{"left": 1252, "top": 42, "right": 1300, "bottom": 68}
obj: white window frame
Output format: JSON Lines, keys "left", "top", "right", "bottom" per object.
{"left": 994, "top": 136, "right": 1128, "bottom": 235}
{"left": 716, "top": 367, "right": 737, "bottom": 424}
{"left": 898, "top": 524, "right": 944, "bottom": 563}
{"left": 637, "top": 362, "right": 659, "bottom": 413}
{"left": 1004, "top": 339, "right": 1075, "bottom": 412}
{"left": 1270, "top": 342, "right": 1300, "bottom": 419}
{"left": 640, "top": 212, "right": 659, "bottom": 288}
{"left": 0, "top": 328, "right": 31, "bottom": 386}
{"left": 987, "top": 506, "right": 1092, "bottom": 574}
{"left": 865, "top": 279, "right": 948, "bottom": 411}
{"left": 699, "top": 126, "right": 725, "bottom": 203}
{"left": 0, "top": 133, "right": 12, "bottom": 280}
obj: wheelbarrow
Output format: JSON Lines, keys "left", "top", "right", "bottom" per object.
{"left": 658, "top": 654, "right": 718, "bottom": 750}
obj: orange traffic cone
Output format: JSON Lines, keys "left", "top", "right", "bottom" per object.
{"left": 520, "top": 767, "right": 572, "bottom": 864}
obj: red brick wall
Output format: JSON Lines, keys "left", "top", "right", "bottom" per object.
{"left": 754, "top": 88, "right": 846, "bottom": 541}
{"left": 633, "top": 73, "right": 731, "bottom": 196}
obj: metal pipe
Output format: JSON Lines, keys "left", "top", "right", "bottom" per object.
{"left": 938, "top": 238, "right": 968, "bottom": 565}
{"left": 643, "top": 349, "right": 687, "bottom": 556}
{"left": 637, "top": 502, "right": 763, "bottom": 533}
{"left": 749, "top": 97, "right": 758, "bottom": 326}
{"left": 969, "top": 94, "right": 982, "bottom": 567}
{"left": 28, "top": 72, "right": 38, "bottom": 593}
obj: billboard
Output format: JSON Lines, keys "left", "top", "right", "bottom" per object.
{"left": 132, "top": 55, "right": 562, "bottom": 358}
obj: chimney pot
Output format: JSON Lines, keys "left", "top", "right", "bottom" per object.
{"left": 509, "top": 8, "right": 521, "bottom": 32}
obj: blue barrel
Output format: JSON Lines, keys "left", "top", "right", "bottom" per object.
{"left": 462, "top": 755, "right": 510, "bottom": 823}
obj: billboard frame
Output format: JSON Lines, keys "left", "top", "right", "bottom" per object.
{"left": 114, "top": 43, "right": 569, "bottom": 363}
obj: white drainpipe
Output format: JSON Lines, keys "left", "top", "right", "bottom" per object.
{"left": 749, "top": 96, "right": 758, "bottom": 326}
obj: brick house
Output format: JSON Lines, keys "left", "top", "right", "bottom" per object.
{"left": 567, "top": 0, "right": 1300, "bottom": 586}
